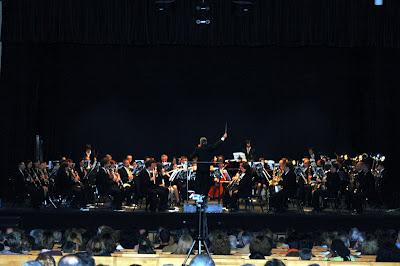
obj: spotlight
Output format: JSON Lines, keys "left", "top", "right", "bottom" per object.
{"left": 196, "top": 19, "right": 211, "bottom": 25}
{"left": 195, "top": 0, "right": 210, "bottom": 12}
{"left": 232, "top": 0, "right": 255, "bottom": 16}
{"left": 374, "top": 0, "right": 383, "bottom": 6}
{"left": 155, "top": 0, "right": 176, "bottom": 12}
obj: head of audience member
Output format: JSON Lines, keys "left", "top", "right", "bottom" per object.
{"left": 52, "top": 231, "right": 62, "bottom": 244}
{"left": 228, "top": 235, "right": 238, "bottom": 250}
{"left": 62, "top": 241, "right": 78, "bottom": 253}
{"left": 138, "top": 238, "right": 155, "bottom": 254}
{"left": 249, "top": 235, "right": 272, "bottom": 259}
{"left": 238, "top": 231, "right": 252, "bottom": 248}
{"left": 36, "top": 253, "right": 56, "bottom": 266}
{"left": 30, "top": 229, "right": 44, "bottom": 249}
{"left": 189, "top": 254, "right": 215, "bottom": 266}
{"left": 65, "top": 229, "right": 83, "bottom": 250}
{"left": 175, "top": 233, "right": 193, "bottom": 255}
{"left": 330, "top": 239, "right": 351, "bottom": 261}
{"left": 20, "top": 236, "right": 34, "bottom": 254}
{"left": 265, "top": 259, "right": 285, "bottom": 266}
{"left": 58, "top": 252, "right": 95, "bottom": 266}
{"left": 5, "top": 232, "right": 22, "bottom": 253}
{"left": 159, "top": 228, "right": 171, "bottom": 245}
{"left": 118, "top": 231, "right": 137, "bottom": 250}
{"left": 99, "top": 231, "right": 117, "bottom": 254}
{"left": 42, "top": 231, "right": 55, "bottom": 250}
{"left": 299, "top": 248, "right": 312, "bottom": 260}
{"left": 361, "top": 238, "right": 378, "bottom": 255}
{"left": 209, "top": 231, "right": 231, "bottom": 255}
{"left": 86, "top": 236, "right": 108, "bottom": 256}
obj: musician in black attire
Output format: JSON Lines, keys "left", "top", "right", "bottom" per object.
{"left": 223, "top": 162, "right": 253, "bottom": 210}
{"left": 95, "top": 158, "right": 123, "bottom": 210}
{"left": 75, "top": 159, "right": 87, "bottom": 182}
{"left": 358, "top": 161, "right": 376, "bottom": 207}
{"left": 242, "top": 139, "right": 256, "bottom": 162}
{"left": 325, "top": 163, "right": 341, "bottom": 198}
{"left": 298, "top": 158, "right": 315, "bottom": 206}
{"left": 54, "top": 159, "right": 85, "bottom": 208}
{"left": 350, "top": 161, "right": 375, "bottom": 214}
{"left": 270, "top": 159, "right": 297, "bottom": 212}
{"left": 191, "top": 132, "right": 227, "bottom": 196}
{"left": 118, "top": 159, "right": 136, "bottom": 204}
{"left": 25, "top": 160, "right": 45, "bottom": 208}
{"left": 13, "top": 162, "right": 28, "bottom": 203}
{"left": 377, "top": 162, "right": 393, "bottom": 208}
{"left": 312, "top": 163, "right": 341, "bottom": 211}
{"left": 137, "top": 160, "right": 169, "bottom": 212}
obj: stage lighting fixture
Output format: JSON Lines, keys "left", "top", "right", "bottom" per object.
{"left": 195, "top": 0, "right": 210, "bottom": 12}
{"left": 374, "top": 0, "right": 383, "bottom": 5}
{"left": 195, "top": 0, "right": 211, "bottom": 25}
{"left": 155, "top": 0, "right": 176, "bottom": 12}
{"left": 232, "top": 0, "right": 255, "bottom": 16}
{"left": 196, "top": 19, "right": 211, "bottom": 25}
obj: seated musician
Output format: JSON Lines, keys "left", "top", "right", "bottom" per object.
{"left": 324, "top": 162, "right": 341, "bottom": 205}
{"left": 169, "top": 155, "right": 190, "bottom": 202}
{"left": 161, "top": 154, "right": 170, "bottom": 167}
{"left": 159, "top": 158, "right": 181, "bottom": 206}
{"left": 270, "top": 158, "right": 297, "bottom": 212}
{"left": 298, "top": 158, "right": 315, "bottom": 206}
{"left": 54, "top": 159, "right": 85, "bottom": 208}
{"left": 118, "top": 159, "right": 136, "bottom": 204}
{"left": 208, "top": 155, "right": 230, "bottom": 200}
{"left": 38, "top": 161, "right": 50, "bottom": 202}
{"left": 137, "top": 160, "right": 169, "bottom": 212}
{"left": 76, "top": 159, "right": 87, "bottom": 182}
{"left": 254, "top": 156, "right": 271, "bottom": 197}
{"left": 95, "top": 158, "right": 123, "bottom": 210}
{"left": 23, "top": 160, "right": 43, "bottom": 208}
{"left": 223, "top": 162, "right": 252, "bottom": 211}
{"left": 351, "top": 161, "right": 375, "bottom": 214}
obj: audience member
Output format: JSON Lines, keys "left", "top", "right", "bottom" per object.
{"left": 189, "top": 254, "right": 215, "bottom": 266}
{"left": 174, "top": 233, "right": 193, "bottom": 255}
{"left": 265, "top": 259, "right": 285, "bottom": 266}
{"left": 249, "top": 235, "right": 272, "bottom": 259}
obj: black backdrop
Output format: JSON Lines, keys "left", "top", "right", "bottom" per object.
{"left": 2, "top": 45, "right": 398, "bottom": 162}
{"left": 0, "top": 0, "right": 399, "bottom": 190}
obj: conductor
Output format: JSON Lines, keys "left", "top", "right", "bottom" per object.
{"left": 191, "top": 131, "right": 228, "bottom": 196}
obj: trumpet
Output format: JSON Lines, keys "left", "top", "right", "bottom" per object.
{"left": 226, "top": 171, "right": 241, "bottom": 190}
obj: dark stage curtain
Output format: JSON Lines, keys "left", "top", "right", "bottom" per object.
{"left": 2, "top": 0, "right": 400, "bottom": 47}
{"left": 1, "top": 45, "right": 398, "bottom": 174}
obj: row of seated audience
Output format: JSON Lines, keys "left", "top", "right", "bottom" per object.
{"left": 1, "top": 225, "right": 400, "bottom": 265}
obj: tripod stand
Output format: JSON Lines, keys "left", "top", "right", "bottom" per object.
{"left": 182, "top": 198, "right": 211, "bottom": 266}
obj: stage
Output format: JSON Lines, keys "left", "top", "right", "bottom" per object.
{"left": 1, "top": 204, "right": 399, "bottom": 233}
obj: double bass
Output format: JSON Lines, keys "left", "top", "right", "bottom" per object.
{"left": 208, "top": 165, "right": 230, "bottom": 199}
